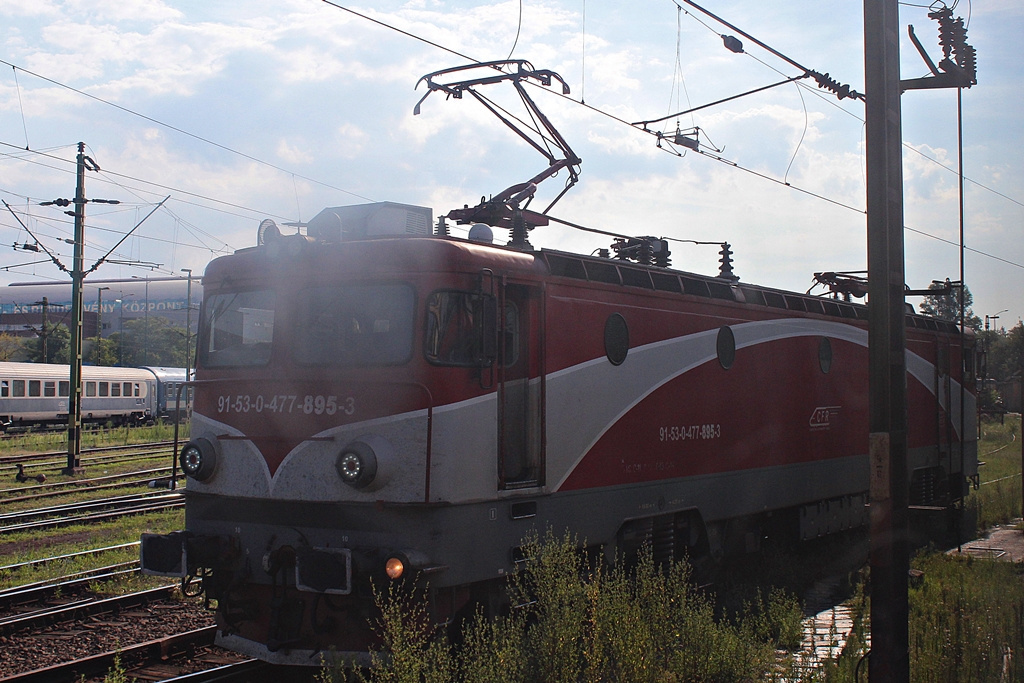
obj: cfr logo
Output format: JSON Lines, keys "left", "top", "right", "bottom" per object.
{"left": 809, "top": 406, "right": 841, "bottom": 430}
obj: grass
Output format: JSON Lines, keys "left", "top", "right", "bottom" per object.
{"left": 0, "top": 423, "right": 188, "bottom": 599}
{"left": 816, "top": 551, "right": 1024, "bottom": 682}
{"left": 0, "top": 508, "right": 184, "bottom": 593}
{"left": 970, "top": 414, "right": 1023, "bottom": 531}
{"left": 908, "top": 552, "right": 1024, "bottom": 682}
{"left": 0, "top": 420, "right": 189, "bottom": 456}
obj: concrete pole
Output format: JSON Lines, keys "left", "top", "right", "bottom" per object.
{"left": 864, "top": 0, "right": 909, "bottom": 680}
{"left": 65, "top": 142, "right": 87, "bottom": 475}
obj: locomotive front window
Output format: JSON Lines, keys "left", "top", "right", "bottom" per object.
{"left": 293, "top": 284, "right": 415, "bottom": 366}
{"left": 200, "top": 290, "right": 276, "bottom": 367}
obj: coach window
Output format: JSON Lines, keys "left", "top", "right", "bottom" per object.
{"left": 85, "top": 381, "right": 96, "bottom": 397}
{"left": 200, "top": 290, "right": 276, "bottom": 367}
{"left": 132, "top": 383, "right": 140, "bottom": 397}
{"left": 99, "top": 382, "right": 109, "bottom": 397}
{"left": 295, "top": 284, "right": 415, "bottom": 366}
{"left": 29, "top": 380, "right": 40, "bottom": 397}
{"left": 59, "top": 381, "right": 69, "bottom": 397}
{"left": 1, "top": 380, "right": 7, "bottom": 397}
{"left": 112, "top": 382, "right": 121, "bottom": 397}
{"left": 44, "top": 381, "right": 56, "bottom": 397}
{"left": 13, "top": 380, "right": 25, "bottom": 397}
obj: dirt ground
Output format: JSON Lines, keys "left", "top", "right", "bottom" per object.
{"left": 951, "top": 519, "right": 1024, "bottom": 562}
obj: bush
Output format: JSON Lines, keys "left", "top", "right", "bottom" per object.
{"left": 909, "top": 553, "right": 1024, "bottom": 683}
{"left": 353, "top": 530, "right": 793, "bottom": 683}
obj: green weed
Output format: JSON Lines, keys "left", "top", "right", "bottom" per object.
{"left": 351, "top": 531, "right": 789, "bottom": 683}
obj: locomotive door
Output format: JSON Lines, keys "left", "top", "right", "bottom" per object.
{"left": 497, "top": 282, "right": 543, "bottom": 489}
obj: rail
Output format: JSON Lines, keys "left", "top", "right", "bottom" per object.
{"left": 0, "top": 626, "right": 218, "bottom": 683}
{"left": 0, "top": 491, "right": 183, "bottom": 535}
{"left": 0, "top": 584, "right": 176, "bottom": 637}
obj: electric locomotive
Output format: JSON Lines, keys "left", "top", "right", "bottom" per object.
{"left": 142, "top": 200, "right": 977, "bottom": 666}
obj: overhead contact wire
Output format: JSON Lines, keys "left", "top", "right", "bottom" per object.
{"left": 0, "top": 58, "right": 375, "bottom": 204}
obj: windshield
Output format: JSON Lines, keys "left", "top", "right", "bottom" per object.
{"left": 199, "top": 290, "right": 276, "bottom": 367}
{"left": 293, "top": 284, "right": 415, "bottom": 366}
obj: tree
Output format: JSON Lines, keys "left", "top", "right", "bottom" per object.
{"left": 918, "top": 282, "right": 982, "bottom": 330}
{"left": 25, "top": 324, "right": 70, "bottom": 364}
{"left": 0, "top": 333, "right": 24, "bottom": 361}
{"left": 86, "top": 336, "right": 120, "bottom": 366}
{"left": 985, "top": 322, "right": 1023, "bottom": 382}
{"left": 117, "top": 316, "right": 188, "bottom": 367}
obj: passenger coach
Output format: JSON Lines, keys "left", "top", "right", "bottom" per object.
{"left": 0, "top": 362, "right": 186, "bottom": 429}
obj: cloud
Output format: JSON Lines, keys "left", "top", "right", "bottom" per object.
{"left": 0, "top": 0, "right": 1019, "bottom": 323}
{"left": 276, "top": 138, "right": 313, "bottom": 165}
{"left": 62, "top": 0, "right": 183, "bottom": 23}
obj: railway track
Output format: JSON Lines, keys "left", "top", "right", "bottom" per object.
{"left": 0, "top": 563, "right": 139, "bottom": 612}
{"left": 0, "top": 440, "right": 174, "bottom": 467}
{"left": 0, "top": 584, "right": 177, "bottom": 637}
{"left": 0, "top": 627, "right": 236, "bottom": 683}
{"left": 0, "top": 577, "right": 223, "bottom": 680}
{"left": 0, "top": 561, "right": 300, "bottom": 683}
{"left": 1, "top": 467, "right": 179, "bottom": 503}
{"left": 0, "top": 490, "right": 183, "bottom": 535}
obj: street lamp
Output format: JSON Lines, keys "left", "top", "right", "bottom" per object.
{"left": 984, "top": 309, "right": 1009, "bottom": 331}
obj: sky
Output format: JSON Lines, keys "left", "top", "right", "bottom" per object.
{"left": 0, "top": 0, "right": 1021, "bottom": 328}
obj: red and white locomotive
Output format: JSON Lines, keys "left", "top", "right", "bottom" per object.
{"left": 142, "top": 197, "right": 977, "bottom": 665}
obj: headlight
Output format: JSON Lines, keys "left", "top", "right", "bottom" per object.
{"left": 336, "top": 441, "right": 378, "bottom": 489}
{"left": 180, "top": 438, "right": 218, "bottom": 481}
{"left": 385, "top": 556, "right": 405, "bottom": 580}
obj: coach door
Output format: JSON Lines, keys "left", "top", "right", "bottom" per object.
{"left": 497, "top": 282, "right": 543, "bottom": 489}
